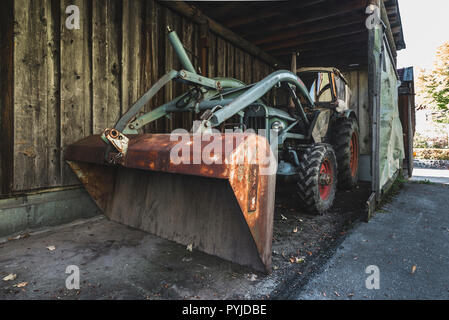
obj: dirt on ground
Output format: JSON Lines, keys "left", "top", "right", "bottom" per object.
{"left": 263, "top": 181, "right": 371, "bottom": 298}
{"left": 0, "top": 183, "right": 371, "bottom": 300}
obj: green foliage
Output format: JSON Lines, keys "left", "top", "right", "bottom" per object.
{"left": 416, "top": 42, "right": 449, "bottom": 123}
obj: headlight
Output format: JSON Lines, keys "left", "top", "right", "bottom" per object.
{"left": 271, "top": 121, "right": 285, "bottom": 133}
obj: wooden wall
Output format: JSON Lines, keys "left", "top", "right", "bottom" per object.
{"left": 0, "top": 0, "right": 14, "bottom": 194}
{"left": 2, "top": 0, "right": 275, "bottom": 194}
{"left": 343, "top": 69, "right": 370, "bottom": 155}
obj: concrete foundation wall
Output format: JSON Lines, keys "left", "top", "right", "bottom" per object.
{"left": 0, "top": 187, "right": 100, "bottom": 238}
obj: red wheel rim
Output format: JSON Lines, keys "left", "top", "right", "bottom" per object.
{"left": 319, "top": 159, "right": 333, "bottom": 200}
{"left": 349, "top": 132, "right": 359, "bottom": 178}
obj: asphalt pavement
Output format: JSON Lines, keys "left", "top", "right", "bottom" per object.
{"left": 295, "top": 182, "right": 449, "bottom": 299}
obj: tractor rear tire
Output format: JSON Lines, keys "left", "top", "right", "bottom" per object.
{"left": 331, "top": 117, "right": 359, "bottom": 190}
{"left": 296, "top": 144, "right": 337, "bottom": 214}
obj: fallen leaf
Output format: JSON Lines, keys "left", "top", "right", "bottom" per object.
{"left": 248, "top": 274, "right": 257, "bottom": 281}
{"left": 14, "top": 282, "right": 28, "bottom": 288}
{"left": 8, "top": 234, "right": 28, "bottom": 241}
{"left": 47, "top": 246, "right": 56, "bottom": 251}
{"left": 186, "top": 244, "right": 193, "bottom": 252}
{"left": 290, "top": 256, "right": 304, "bottom": 264}
{"left": 411, "top": 265, "right": 417, "bottom": 274}
{"left": 295, "top": 257, "right": 305, "bottom": 263}
{"left": 2, "top": 274, "right": 17, "bottom": 281}
{"left": 273, "top": 265, "right": 279, "bottom": 270}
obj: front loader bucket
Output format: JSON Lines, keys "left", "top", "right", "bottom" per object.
{"left": 65, "top": 133, "right": 276, "bottom": 273}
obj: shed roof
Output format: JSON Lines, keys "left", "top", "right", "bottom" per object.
{"left": 189, "top": 0, "right": 405, "bottom": 69}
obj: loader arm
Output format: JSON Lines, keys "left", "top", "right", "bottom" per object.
{"left": 64, "top": 29, "right": 317, "bottom": 273}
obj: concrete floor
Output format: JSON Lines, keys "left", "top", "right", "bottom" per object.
{"left": 0, "top": 184, "right": 370, "bottom": 300}
{"left": 295, "top": 183, "right": 449, "bottom": 300}
{"left": 2, "top": 181, "right": 447, "bottom": 300}
{"left": 0, "top": 216, "right": 279, "bottom": 300}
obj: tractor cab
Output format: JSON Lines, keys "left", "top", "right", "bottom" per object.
{"left": 298, "top": 67, "right": 351, "bottom": 113}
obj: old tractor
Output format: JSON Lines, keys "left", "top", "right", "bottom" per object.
{"left": 65, "top": 29, "right": 359, "bottom": 273}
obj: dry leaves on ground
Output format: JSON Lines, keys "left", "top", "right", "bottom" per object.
{"left": 2, "top": 274, "right": 17, "bottom": 281}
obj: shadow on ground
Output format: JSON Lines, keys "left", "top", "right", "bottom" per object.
{"left": 0, "top": 183, "right": 370, "bottom": 300}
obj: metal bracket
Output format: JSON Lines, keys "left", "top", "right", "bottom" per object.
{"left": 103, "top": 128, "right": 129, "bottom": 164}
{"left": 177, "top": 69, "right": 220, "bottom": 90}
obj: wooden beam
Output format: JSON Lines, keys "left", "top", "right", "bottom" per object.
{"left": 379, "top": 0, "right": 398, "bottom": 56}
{"left": 298, "top": 53, "right": 367, "bottom": 69}
{"left": 270, "top": 33, "right": 367, "bottom": 57}
{"left": 262, "top": 27, "right": 367, "bottom": 52}
{"left": 297, "top": 42, "right": 368, "bottom": 60}
{"left": 223, "top": 0, "right": 328, "bottom": 28}
{"left": 196, "top": 2, "right": 250, "bottom": 21}
{"left": 252, "top": 15, "right": 365, "bottom": 47}
{"left": 159, "top": 1, "right": 281, "bottom": 67}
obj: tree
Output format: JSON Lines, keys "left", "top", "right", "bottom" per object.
{"left": 417, "top": 42, "right": 449, "bottom": 123}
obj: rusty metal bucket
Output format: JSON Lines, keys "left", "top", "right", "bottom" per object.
{"left": 65, "top": 133, "right": 276, "bottom": 272}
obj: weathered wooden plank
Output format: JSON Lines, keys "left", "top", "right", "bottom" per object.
{"left": 60, "top": 0, "right": 92, "bottom": 185}
{"left": 0, "top": 0, "right": 14, "bottom": 194}
{"left": 208, "top": 32, "right": 217, "bottom": 78}
{"left": 122, "top": 0, "right": 142, "bottom": 117}
{"left": 13, "top": 0, "right": 61, "bottom": 190}
{"left": 144, "top": 0, "right": 164, "bottom": 132}
{"left": 171, "top": 12, "right": 184, "bottom": 130}
{"left": 234, "top": 48, "right": 245, "bottom": 83}
{"left": 46, "top": 0, "right": 62, "bottom": 187}
{"left": 180, "top": 15, "right": 195, "bottom": 130}
{"left": 344, "top": 70, "right": 360, "bottom": 118}
{"left": 92, "top": 0, "right": 121, "bottom": 133}
{"left": 13, "top": 0, "right": 38, "bottom": 190}
{"left": 141, "top": 0, "right": 157, "bottom": 132}
{"left": 243, "top": 52, "right": 252, "bottom": 84}
{"left": 216, "top": 36, "right": 227, "bottom": 78}
{"left": 358, "top": 70, "right": 370, "bottom": 154}
{"left": 226, "top": 42, "right": 235, "bottom": 78}
{"left": 163, "top": 5, "right": 174, "bottom": 132}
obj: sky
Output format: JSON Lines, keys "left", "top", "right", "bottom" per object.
{"left": 397, "top": 0, "right": 449, "bottom": 71}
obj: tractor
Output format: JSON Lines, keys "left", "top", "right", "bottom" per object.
{"left": 65, "top": 29, "right": 359, "bottom": 273}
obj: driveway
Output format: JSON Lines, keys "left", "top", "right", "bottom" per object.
{"left": 411, "top": 168, "right": 449, "bottom": 185}
{"left": 294, "top": 182, "right": 449, "bottom": 299}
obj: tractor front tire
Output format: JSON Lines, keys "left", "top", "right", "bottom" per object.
{"left": 332, "top": 117, "right": 360, "bottom": 190}
{"left": 297, "top": 144, "right": 337, "bottom": 214}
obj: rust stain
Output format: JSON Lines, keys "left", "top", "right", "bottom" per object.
{"left": 65, "top": 132, "right": 276, "bottom": 272}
